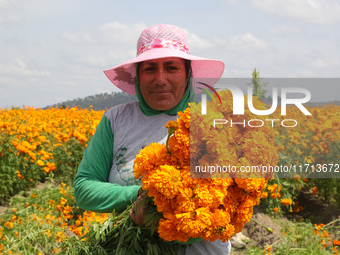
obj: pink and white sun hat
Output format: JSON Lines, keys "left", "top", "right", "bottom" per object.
{"left": 103, "top": 24, "right": 225, "bottom": 95}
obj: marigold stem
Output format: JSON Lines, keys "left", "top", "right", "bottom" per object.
{"left": 251, "top": 218, "right": 273, "bottom": 233}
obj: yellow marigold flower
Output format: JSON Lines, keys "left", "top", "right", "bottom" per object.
{"left": 4, "top": 222, "right": 13, "bottom": 229}
{"left": 10, "top": 215, "right": 16, "bottom": 222}
{"left": 312, "top": 135, "right": 320, "bottom": 142}
{"left": 36, "top": 159, "right": 45, "bottom": 166}
{"left": 49, "top": 199, "right": 55, "bottom": 207}
{"left": 281, "top": 198, "right": 293, "bottom": 206}
{"left": 165, "top": 120, "right": 179, "bottom": 130}
{"left": 55, "top": 232, "right": 66, "bottom": 242}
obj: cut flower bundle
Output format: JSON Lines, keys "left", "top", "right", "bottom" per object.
{"left": 134, "top": 90, "right": 279, "bottom": 243}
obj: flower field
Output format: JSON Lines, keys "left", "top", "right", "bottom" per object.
{"left": 0, "top": 104, "right": 339, "bottom": 254}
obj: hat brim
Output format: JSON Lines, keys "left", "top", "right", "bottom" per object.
{"left": 103, "top": 48, "right": 225, "bottom": 95}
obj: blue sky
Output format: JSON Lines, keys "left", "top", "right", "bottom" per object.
{"left": 1, "top": 0, "right": 340, "bottom": 108}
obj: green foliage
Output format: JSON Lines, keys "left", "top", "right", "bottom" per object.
{"left": 62, "top": 203, "right": 179, "bottom": 255}
{"left": 250, "top": 68, "right": 267, "bottom": 100}
{"left": 0, "top": 181, "right": 82, "bottom": 254}
{"left": 46, "top": 92, "right": 138, "bottom": 110}
{"left": 51, "top": 137, "right": 86, "bottom": 184}
{"left": 0, "top": 132, "right": 87, "bottom": 204}
{"left": 0, "top": 134, "right": 41, "bottom": 203}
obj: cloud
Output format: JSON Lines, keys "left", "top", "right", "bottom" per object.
{"left": 0, "top": 59, "right": 51, "bottom": 77}
{"left": 0, "top": 14, "right": 22, "bottom": 26}
{"left": 60, "top": 22, "right": 148, "bottom": 69}
{"left": 185, "top": 31, "right": 215, "bottom": 51}
{"left": 0, "top": 0, "right": 87, "bottom": 28}
{"left": 300, "top": 53, "right": 340, "bottom": 70}
{"left": 62, "top": 31, "right": 94, "bottom": 43}
{"left": 99, "top": 22, "right": 147, "bottom": 44}
{"left": 0, "top": 0, "right": 22, "bottom": 26}
{"left": 208, "top": 33, "right": 271, "bottom": 77}
{"left": 225, "top": 33, "right": 270, "bottom": 51}
{"left": 252, "top": 0, "right": 340, "bottom": 24}
{"left": 0, "top": 21, "right": 150, "bottom": 108}
{"left": 269, "top": 24, "right": 301, "bottom": 34}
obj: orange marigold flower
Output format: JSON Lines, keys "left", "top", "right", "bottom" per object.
{"left": 332, "top": 246, "right": 338, "bottom": 255}
{"left": 293, "top": 204, "right": 303, "bottom": 213}
{"left": 273, "top": 207, "right": 279, "bottom": 212}
{"left": 53, "top": 248, "right": 60, "bottom": 253}
{"left": 267, "top": 184, "right": 281, "bottom": 193}
{"left": 165, "top": 120, "right": 179, "bottom": 130}
{"left": 281, "top": 198, "right": 293, "bottom": 206}
{"left": 55, "top": 231, "right": 66, "bottom": 242}
{"left": 313, "top": 223, "right": 325, "bottom": 235}
{"left": 320, "top": 230, "right": 329, "bottom": 238}
{"left": 261, "top": 191, "right": 268, "bottom": 199}
{"left": 312, "top": 186, "right": 317, "bottom": 195}
{"left": 293, "top": 174, "right": 300, "bottom": 180}
{"left": 264, "top": 245, "right": 272, "bottom": 252}
{"left": 4, "top": 222, "right": 13, "bottom": 229}
{"left": 333, "top": 240, "right": 340, "bottom": 246}
{"left": 133, "top": 143, "right": 169, "bottom": 180}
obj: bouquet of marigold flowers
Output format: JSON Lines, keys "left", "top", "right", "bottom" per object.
{"left": 71, "top": 90, "right": 279, "bottom": 254}
{"left": 134, "top": 90, "right": 279, "bottom": 243}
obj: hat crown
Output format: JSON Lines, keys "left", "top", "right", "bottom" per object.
{"left": 104, "top": 24, "right": 224, "bottom": 96}
{"left": 137, "top": 24, "right": 189, "bottom": 52}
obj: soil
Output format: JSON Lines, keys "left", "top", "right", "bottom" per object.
{"left": 291, "top": 190, "right": 340, "bottom": 224}
{"left": 231, "top": 206, "right": 283, "bottom": 255}
{"left": 0, "top": 205, "right": 7, "bottom": 215}
{"left": 232, "top": 190, "right": 340, "bottom": 254}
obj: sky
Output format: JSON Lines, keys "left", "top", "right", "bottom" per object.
{"left": 1, "top": 0, "right": 340, "bottom": 108}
